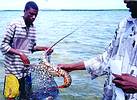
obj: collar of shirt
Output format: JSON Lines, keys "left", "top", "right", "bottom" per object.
{"left": 20, "top": 16, "right": 34, "bottom": 29}
{"left": 127, "top": 15, "right": 137, "bottom": 22}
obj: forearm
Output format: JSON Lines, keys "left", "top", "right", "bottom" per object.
{"left": 33, "top": 46, "right": 49, "bottom": 51}
{"left": 8, "top": 48, "right": 22, "bottom": 55}
{"left": 59, "top": 61, "right": 86, "bottom": 72}
{"left": 8, "top": 48, "right": 30, "bottom": 65}
{"left": 70, "top": 61, "right": 86, "bottom": 70}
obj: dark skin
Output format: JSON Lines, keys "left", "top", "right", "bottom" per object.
{"left": 7, "top": 7, "right": 53, "bottom": 100}
{"left": 112, "top": 1, "right": 137, "bottom": 93}
{"left": 58, "top": 61, "right": 85, "bottom": 72}
{"left": 125, "top": 1, "right": 137, "bottom": 18}
{"left": 23, "top": 8, "right": 38, "bottom": 27}
{"left": 58, "top": 1, "right": 137, "bottom": 93}
{"left": 8, "top": 8, "right": 53, "bottom": 65}
{"left": 113, "top": 74, "right": 137, "bottom": 93}
{"left": 8, "top": 8, "right": 38, "bottom": 65}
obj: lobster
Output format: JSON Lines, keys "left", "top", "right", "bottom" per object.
{"left": 36, "top": 59, "right": 72, "bottom": 88}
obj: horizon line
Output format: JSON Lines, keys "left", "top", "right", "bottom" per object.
{"left": 0, "top": 9, "right": 128, "bottom": 11}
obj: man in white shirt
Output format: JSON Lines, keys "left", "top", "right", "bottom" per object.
{"left": 58, "top": 0, "right": 137, "bottom": 99}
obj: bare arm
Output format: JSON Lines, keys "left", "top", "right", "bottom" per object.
{"left": 8, "top": 48, "right": 30, "bottom": 65}
{"left": 33, "top": 46, "right": 53, "bottom": 55}
{"left": 0, "top": 23, "right": 29, "bottom": 65}
{"left": 33, "top": 46, "right": 49, "bottom": 51}
{"left": 58, "top": 61, "right": 86, "bottom": 72}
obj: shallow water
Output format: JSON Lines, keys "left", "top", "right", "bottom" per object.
{"left": 0, "top": 10, "right": 129, "bottom": 100}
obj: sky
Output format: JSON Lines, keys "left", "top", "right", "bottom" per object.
{"left": 0, "top": 0, "right": 127, "bottom": 10}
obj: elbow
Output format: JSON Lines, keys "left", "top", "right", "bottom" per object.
{"left": 0, "top": 44, "right": 11, "bottom": 55}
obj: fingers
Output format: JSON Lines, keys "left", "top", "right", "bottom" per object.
{"left": 57, "top": 64, "right": 62, "bottom": 70}
{"left": 57, "top": 64, "right": 72, "bottom": 72}
{"left": 123, "top": 85, "right": 137, "bottom": 93}
{"left": 21, "top": 57, "right": 30, "bottom": 65}
{"left": 112, "top": 73, "right": 130, "bottom": 80}
{"left": 57, "top": 64, "right": 66, "bottom": 70}
{"left": 121, "top": 73, "right": 130, "bottom": 76}
{"left": 57, "top": 64, "right": 64, "bottom": 68}
{"left": 112, "top": 73, "right": 121, "bottom": 78}
{"left": 112, "top": 73, "right": 137, "bottom": 93}
{"left": 112, "top": 73, "right": 124, "bottom": 80}
{"left": 113, "top": 79, "right": 125, "bottom": 86}
{"left": 113, "top": 79, "right": 127, "bottom": 91}
{"left": 113, "top": 79, "right": 136, "bottom": 93}
{"left": 24, "top": 58, "right": 30, "bottom": 64}
{"left": 46, "top": 48, "right": 54, "bottom": 55}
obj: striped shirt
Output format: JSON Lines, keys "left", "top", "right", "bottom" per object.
{"left": 84, "top": 15, "right": 137, "bottom": 99}
{"left": 1, "top": 16, "right": 36, "bottom": 79}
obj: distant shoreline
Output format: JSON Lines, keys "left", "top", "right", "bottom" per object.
{"left": 0, "top": 9, "right": 128, "bottom": 12}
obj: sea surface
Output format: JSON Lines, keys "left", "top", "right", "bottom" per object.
{"left": 0, "top": 10, "right": 129, "bottom": 100}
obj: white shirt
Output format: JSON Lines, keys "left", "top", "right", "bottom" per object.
{"left": 84, "top": 16, "right": 137, "bottom": 100}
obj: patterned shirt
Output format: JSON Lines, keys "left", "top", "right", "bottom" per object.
{"left": 1, "top": 16, "right": 36, "bottom": 79}
{"left": 84, "top": 15, "right": 137, "bottom": 100}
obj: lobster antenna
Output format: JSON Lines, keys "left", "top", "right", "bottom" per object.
{"left": 46, "top": 26, "right": 79, "bottom": 53}
{"left": 45, "top": 20, "right": 89, "bottom": 62}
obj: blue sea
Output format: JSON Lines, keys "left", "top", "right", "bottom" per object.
{"left": 0, "top": 10, "right": 129, "bottom": 100}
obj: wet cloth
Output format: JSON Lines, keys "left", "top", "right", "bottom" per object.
{"left": 18, "top": 74, "right": 32, "bottom": 100}
{"left": 84, "top": 16, "right": 137, "bottom": 100}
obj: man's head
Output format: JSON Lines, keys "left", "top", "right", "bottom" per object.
{"left": 23, "top": 1, "right": 39, "bottom": 26}
{"left": 124, "top": 0, "right": 137, "bottom": 18}
{"left": 124, "top": 0, "right": 137, "bottom": 3}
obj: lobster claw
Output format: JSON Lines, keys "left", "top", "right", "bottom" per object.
{"left": 55, "top": 68, "right": 72, "bottom": 88}
{"left": 41, "top": 60, "right": 72, "bottom": 88}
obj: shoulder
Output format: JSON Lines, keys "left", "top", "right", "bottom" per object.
{"left": 116, "top": 16, "right": 132, "bottom": 35}
{"left": 118, "top": 17, "right": 129, "bottom": 28}
{"left": 8, "top": 16, "right": 24, "bottom": 28}
{"left": 118, "top": 15, "right": 134, "bottom": 29}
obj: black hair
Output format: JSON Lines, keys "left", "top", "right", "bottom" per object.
{"left": 24, "top": 1, "right": 39, "bottom": 11}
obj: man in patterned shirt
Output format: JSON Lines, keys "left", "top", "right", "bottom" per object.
{"left": 58, "top": 0, "right": 137, "bottom": 100}
{"left": 1, "top": 1, "right": 54, "bottom": 100}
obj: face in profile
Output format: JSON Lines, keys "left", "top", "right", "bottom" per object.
{"left": 126, "top": 1, "right": 137, "bottom": 18}
{"left": 24, "top": 8, "right": 38, "bottom": 25}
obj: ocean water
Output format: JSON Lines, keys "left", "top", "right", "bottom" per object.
{"left": 0, "top": 10, "right": 129, "bottom": 100}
